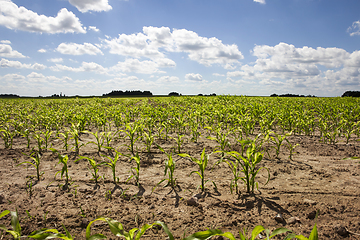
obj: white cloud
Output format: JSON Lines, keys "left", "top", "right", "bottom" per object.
{"left": 68, "top": 0, "right": 112, "bottom": 13}
{"left": 111, "top": 58, "right": 167, "bottom": 74}
{"left": 185, "top": 73, "right": 203, "bottom": 81}
{"left": 50, "top": 61, "right": 107, "bottom": 74}
{"left": 0, "top": 43, "right": 26, "bottom": 58}
{"left": 48, "top": 58, "right": 63, "bottom": 63}
{"left": 1, "top": 73, "right": 25, "bottom": 81}
{"left": 56, "top": 42, "right": 103, "bottom": 55}
{"left": 0, "top": 40, "right": 11, "bottom": 44}
{"left": 213, "top": 73, "right": 225, "bottom": 77}
{"left": 0, "top": 58, "right": 46, "bottom": 70}
{"left": 103, "top": 26, "right": 243, "bottom": 69}
{"left": 89, "top": 26, "right": 100, "bottom": 32}
{"left": 172, "top": 29, "right": 243, "bottom": 68}
{"left": 254, "top": 0, "right": 266, "bottom": 4}
{"left": 347, "top": 21, "right": 360, "bottom": 36}
{"left": 227, "top": 42, "right": 360, "bottom": 95}
{"left": 38, "top": 49, "right": 47, "bottom": 53}
{"left": 0, "top": 1, "right": 86, "bottom": 34}
{"left": 157, "top": 76, "right": 179, "bottom": 83}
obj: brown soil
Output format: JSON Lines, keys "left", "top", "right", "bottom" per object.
{"left": 0, "top": 130, "right": 360, "bottom": 239}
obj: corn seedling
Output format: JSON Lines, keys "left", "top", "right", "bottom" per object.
{"left": 238, "top": 225, "right": 292, "bottom": 240}
{"left": 86, "top": 217, "right": 174, "bottom": 240}
{"left": 58, "top": 131, "right": 70, "bottom": 151}
{"left": 69, "top": 123, "right": 84, "bottom": 154}
{"left": 18, "top": 150, "right": 43, "bottom": 181}
{"left": 179, "top": 148, "right": 214, "bottom": 192}
{"left": 51, "top": 149, "right": 71, "bottom": 187}
{"left": 285, "top": 139, "right": 299, "bottom": 160}
{"left": 33, "top": 131, "right": 45, "bottom": 154}
{"left": 153, "top": 144, "right": 177, "bottom": 192}
{"left": 269, "top": 131, "right": 291, "bottom": 159}
{"left": 205, "top": 126, "right": 231, "bottom": 157}
{"left": 0, "top": 125, "right": 16, "bottom": 149}
{"left": 143, "top": 130, "right": 154, "bottom": 154}
{"left": 285, "top": 211, "right": 319, "bottom": 240}
{"left": 20, "top": 128, "right": 32, "bottom": 149}
{"left": 123, "top": 123, "right": 141, "bottom": 155}
{"left": 127, "top": 151, "right": 141, "bottom": 185}
{"left": 214, "top": 153, "right": 242, "bottom": 195}
{"left": 225, "top": 145, "right": 270, "bottom": 194}
{"left": 85, "top": 131, "right": 105, "bottom": 153}
{"left": 25, "top": 177, "right": 34, "bottom": 197}
{"left": 77, "top": 156, "right": 105, "bottom": 184}
{"left": 101, "top": 149, "right": 122, "bottom": 183}
{"left": 0, "top": 209, "right": 21, "bottom": 240}
{"left": 172, "top": 133, "right": 185, "bottom": 154}
{"left": 27, "top": 225, "right": 74, "bottom": 240}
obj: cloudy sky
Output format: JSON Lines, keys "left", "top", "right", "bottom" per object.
{"left": 1, "top": 0, "right": 360, "bottom": 97}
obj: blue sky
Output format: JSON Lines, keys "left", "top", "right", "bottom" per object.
{"left": 1, "top": 0, "right": 360, "bottom": 97}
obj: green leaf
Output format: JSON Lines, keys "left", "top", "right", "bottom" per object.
{"left": 250, "top": 225, "right": 264, "bottom": 240}
{"left": 183, "top": 229, "right": 236, "bottom": 240}
{"left": 0, "top": 210, "right": 10, "bottom": 218}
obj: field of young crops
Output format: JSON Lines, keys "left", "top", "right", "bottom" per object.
{"left": 0, "top": 96, "right": 359, "bottom": 239}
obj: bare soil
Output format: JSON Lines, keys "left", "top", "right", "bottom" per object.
{"left": 0, "top": 130, "right": 360, "bottom": 239}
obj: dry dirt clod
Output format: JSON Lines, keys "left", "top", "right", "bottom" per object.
{"left": 306, "top": 210, "right": 317, "bottom": 219}
{"left": 0, "top": 192, "right": 4, "bottom": 204}
{"left": 274, "top": 213, "right": 285, "bottom": 223}
{"left": 334, "top": 224, "right": 349, "bottom": 237}
{"left": 287, "top": 217, "right": 299, "bottom": 225}
{"left": 187, "top": 197, "right": 199, "bottom": 206}
{"left": 303, "top": 199, "right": 317, "bottom": 205}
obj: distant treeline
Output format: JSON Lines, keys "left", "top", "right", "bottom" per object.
{"left": 342, "top": 91, "right": 360, "bottom": 97}
{"left": 103, "top": 90, "right": 153, "bottom": 97}
{"left": 0, "top": 94, "right": 20, "bottom": 98}
{"left": 270, "top": 93, "right": 317, "bottom": 97}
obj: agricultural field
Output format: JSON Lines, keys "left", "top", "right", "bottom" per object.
{"left": 0, "top": 96, "right": 359, "bottom": 239}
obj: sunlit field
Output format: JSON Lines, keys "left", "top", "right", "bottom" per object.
{"left": 1, "top": 96, "right": 359, "bottom": 239}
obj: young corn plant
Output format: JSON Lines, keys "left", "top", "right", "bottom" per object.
{"left": 172, "top": 133, "right": 185, "bottom": 154}
{"left": 84, "top": 131, "right": 105, "bottom": 153}
{"left": 143, "top": 130, "right": 154, "bottom": 154}
{"left": 20, "top": 129, "right": 32, "bottom": 149}
{"left": 42, "top": 129, "right": 53, "bottom": 150}
{"left": 183, "top": 225, "right": 291, "bottom": 240}
{"left": 226, "top": 145, "right": 270, "bottom": 194}
{"left": 85, "top": 217, "right": 174, "bottom": 240}
{"left": 285, "top": 139, "right": 299, "bottom": 160}
{"left": 101, "top": 150, "right": 122, "bottom": 183}
{"left": 269, "top": 131, "right": 291, "bottom": 159}
{"left": 58, "top": 131, "right": 70, "bottom": 151}
{"left": 179, "top": 148, "right": 214, "bottom": 192}
{"left": 0, "top": 125, "right": 16, "bottom": 149}
{"left": 205, "top": 126, "right": 231, "bottom": 157}
{"left": 153, "top": 144, "right": 177, "bottom": 192}
{"left": 77, "top": 156, "right": 105, "bottom": 184}
{"left": 213, "top": 152, "right": 242, "bottom": 195}
{"left": 123, "top": 123, "right": 141, "bottom": 155}
{"left": 33, "top": 131, "right": 44, "bottom": 155}
{"left": 18, "top": 150, "right": 43, "bottom": 181}
{"left": 0, "top": 209, "right": 21, "bottom": 240}
{"left": 69, "top": 123, "right": 85, "bottom": 154}
{"left": 51, "top": 149, "right": 71, "bottom": 188}
{"left": 127, "top": 152, "right": 141, "bottom": 186}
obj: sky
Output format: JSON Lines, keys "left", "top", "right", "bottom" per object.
{"left": 1, "top": 0, "right": 360, "bottom": 97}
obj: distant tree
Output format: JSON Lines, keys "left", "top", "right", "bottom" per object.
{"left": 270, "top": 93, "right": 278, "bottom": 97}
{"left": 168, "top": 92, "right": 180, "bottom": 96}
{"left": 103, "top": 90, "right": 153, "bottom": 97}
{"left": 0, "top": 94, "right": 20, "bottom": 98}
{"left": 342, "top": 91, "right": 360, "bottom": 97}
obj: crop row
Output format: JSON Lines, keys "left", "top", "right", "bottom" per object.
{"left": 1, "top": 209, "right": 319, "bottom": 240}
